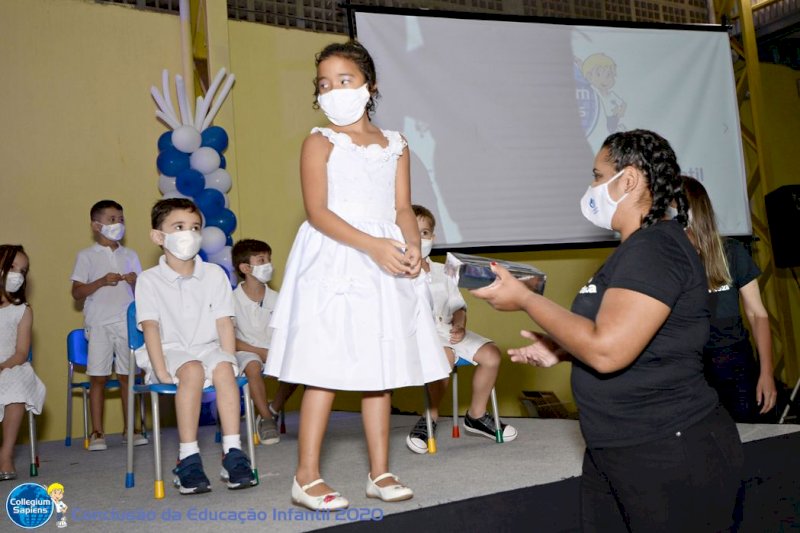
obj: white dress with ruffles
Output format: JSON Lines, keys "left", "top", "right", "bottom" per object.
{"left": 264, "top": 127, "right": 450, "bottom": 390}
{"left": 0, "top": 304, "right": 46, "bottom": 421}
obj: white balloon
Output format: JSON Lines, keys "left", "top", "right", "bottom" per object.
{"left": 204, "top": 168, "right": 232, "bottom": 193}
{"left": 208, "top": 245, "right": 233, "bottom": 272}
{"left": 201, "top": 226, "right": 226, "bottom": 256}
{"left": 158, "top": 174, "right": 177, "bottom": 194}
{"left": 171, "top": 125, "right": 202, "bottom": 154}
{"left": 162, "top": 190, "right": 189, "bottom": 200}
{"left": 190, "top": 147, "right": 221, "bottom": 175}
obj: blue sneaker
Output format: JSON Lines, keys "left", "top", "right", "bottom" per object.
{"left": 221, "top": 448, "right": 257, "bottom": 490}
{"left": 172, "top": 453, "right": 211, "bottom": 495}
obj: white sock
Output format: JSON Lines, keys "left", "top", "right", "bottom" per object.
{"left": 268, "top": 402, "right": 279, "bottom": 418}
{"left": 222, "top": 434, "right": 241, "bottom": 455}
{"left": 178, "top": 441, "right": 200, "bottom": 460}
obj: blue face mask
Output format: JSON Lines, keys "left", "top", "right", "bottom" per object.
{"left": 579, "top": 169, "right": 627, "bottom": 230}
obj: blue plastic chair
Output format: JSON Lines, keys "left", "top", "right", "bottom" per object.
{"left": 124, "top": 302, "right": 257, "bottom": 498}
{"left": 450, "top": 357, "right": 503, "bottom": 443}
{"left": 64, "top": 329, "right": 145, "bottom": 448}
{"left": 421, "top": 356, "right": 504, "bottom": 454}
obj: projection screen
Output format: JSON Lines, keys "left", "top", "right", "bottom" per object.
{"left": 354, "top": 9, "right": 750, "bottom": 249}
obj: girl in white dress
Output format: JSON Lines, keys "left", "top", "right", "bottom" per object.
{"left": 0, "top": 245, "right": 46, "bottom": 480}
{"left": 265, "top": 41, "right": 450, "bottom": 510}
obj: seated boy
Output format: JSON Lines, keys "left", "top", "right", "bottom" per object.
{"left": 231, "top": 239, "right": 298, "bottom": 445}
{"left": 135, "top": 198, "right": 256, "bottom": 494}
{"left": 71, "top": 199, "right": 147, "bottom": 451}
{"left": 406, "top": 205, "right": 518, "bottom": 454}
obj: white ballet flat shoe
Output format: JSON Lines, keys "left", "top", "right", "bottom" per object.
{"left": 291, "top": 477, "right": 349, "bottom": 511}
{"left": 366, "top": 472, "right": 414, "bottom": 502}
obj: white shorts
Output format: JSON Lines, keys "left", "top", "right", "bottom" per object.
{"left": 86, "top": 321, "right": 133, "bottom": 376}
{"left": 440, "top": 329, "right": 492, "bottom": 365}
{"left": 135, "top": 346, "right": 238, "bottom": 389}
{"left": 235, "top": 351, "right": 264, "bottom": 375}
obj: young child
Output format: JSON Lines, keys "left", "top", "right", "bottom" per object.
{"left": 0, "top": 245, "right": 46, "bottom": 481}
{"left": 135, "top": 198, "right": 256, "bottom": 494}
{"left": 231, "top": 239, "right": 298, "bottom": 445}
{"left": 71, "top": 200, "right": 146, "bottom": 451}
{"left": 406, "top": 205, "right": 517, "bottom": 454}
{"left": 264, "top": 41, "right": 450, "bottom": 511}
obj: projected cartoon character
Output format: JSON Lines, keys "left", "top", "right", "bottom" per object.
{"left": 581, "top": 53, "right": 627, "bottom": 134}
{"left": 47, "top": 482, "right": 67, "bottom": 528}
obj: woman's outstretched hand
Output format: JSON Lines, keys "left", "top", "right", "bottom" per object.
{"left": 508, "top": 330, "right": 562, "bottom": 367}
{"left": 471, "top": 262, "right": 530, "bottom": 311}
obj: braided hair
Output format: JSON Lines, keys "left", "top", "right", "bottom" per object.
{"left": 601, "top": 130, "right": 687, "bottom": 228}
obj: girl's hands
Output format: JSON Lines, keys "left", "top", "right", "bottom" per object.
{"left": 155, "top": 369, "right": 174, "bottom": 385}
{"left": 471, "top": 263, "right": 531, "bottom": 311}
{"left": 368, "top": 237, "right": 412, "bottom": 276}
{"left": 402, "top": 244, "right": 422, "bottom": 277}
{"left": 508, "top": 330, "right": 562, "bottom": 367}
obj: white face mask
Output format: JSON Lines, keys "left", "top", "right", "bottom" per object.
{"left": 162, "top": 230, "right": 202, "bottom": 261}
{"left": 580, "top": 169, "right": 627, "bottom": 231}
{"left": 665, "top": 206, "right": 678, "bottom": 220}
{"left": 420, "top": 239, "right": 433, "bottom": 259}
{"left": 5, "top": 272, "right": 24, "bottom": 293}
{"left": 100, "top": 223, "right": 125, "bottom": 241}
{"left": 251, "top": 263, "right": 273, "bottom": 284}
{"left": 317, "top": 84, "right": 371, "bottom": 126}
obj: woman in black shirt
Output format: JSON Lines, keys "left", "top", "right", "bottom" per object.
{"left": 473, "top": 130, "right": 743, "bottom": 532}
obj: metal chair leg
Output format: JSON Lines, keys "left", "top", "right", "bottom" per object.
{"left": 452, "top": 366, "right": 460, "bottom": 438}
{"left": 424, "top": 384, "right": 437, "bottom": 453}
{"left": 151, "top": 392, "right": 164, "bottom": 499}
{"left": 779, "top": 375, "right": 800, "bottom": 424}
{"left": 81, "top": 388, "right": 89, "bottom": 449}
{"left": 28, "top": 411, "right": 38, "bottom": 477}
{"left": 65, "top": 366, "right": 73, "bottom": 447}
{"left": 490, "top": 388, "right": 503, "bottom": 443}
{"left": 242, "top": 386, "right": 258, "bottom": 485}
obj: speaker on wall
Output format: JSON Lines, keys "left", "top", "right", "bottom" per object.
{"left": 764, "top": 185, "right": 800, "bottom": 268}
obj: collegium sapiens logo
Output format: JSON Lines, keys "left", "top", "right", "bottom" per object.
{"left": 5, "top": 483, "right": 54, "bottom": 529}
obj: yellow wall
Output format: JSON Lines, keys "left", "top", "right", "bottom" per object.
{"left": 1, "top": 0, "right": 798, "bottom": 443}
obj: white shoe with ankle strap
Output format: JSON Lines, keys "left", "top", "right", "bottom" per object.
{"left": 366, "top": 473, "right": 414, "bottom": 502}
{"left": 292, "top": 477, "right": 349, "bottom": 511}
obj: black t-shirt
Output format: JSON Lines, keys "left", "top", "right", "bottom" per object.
{"left": 570, "top": 220, "right": 719, "bottom": 448}
{"left": 705, "top": 238, "right": 761, "bottom": 350}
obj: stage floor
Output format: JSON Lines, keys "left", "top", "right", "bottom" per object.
{"left": 1, "top": 413, "right": 798, "bottom": 532}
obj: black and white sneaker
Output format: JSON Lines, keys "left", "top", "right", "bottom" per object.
{"left": 172, "top": 453, "right": 211, "bottom": 494}
{"left": 405, "top": 416, "right": 437, "bottom": 454}
{"left": 221, "top": 448, "right": 257, "bottom": 489}
{"left": 463, "top": 411, "right": 518, "bottom": 442}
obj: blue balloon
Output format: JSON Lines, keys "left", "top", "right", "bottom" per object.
{"left": 194, "top": 188, "right": 225, "bottom": 218}
{"left": 157, "top": 148, "right": 190, "bottom": 177}
{"left": 199, "top": 249, "right": 208, "bottom": 262}
{"left": 219, "top": 155, "right": 226, "bottom": 169}
{"left": 225, "top": 235, "right": 233, "bottom": 246}
{"left": 201, "top": 126, "right": 229, "bottom": 152}
{"left": 157, "top": 131, "right": 174, "bottom": 152}
{"left": 206, "top": 208, "right": 237, "bottom": 235}
{"left": 176, "top": 168, "right": 205, "bottom": 197}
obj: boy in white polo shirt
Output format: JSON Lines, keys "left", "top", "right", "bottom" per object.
{"left": 135, "top": 198, "right": 256, "bottom": 494}
{"left": 405, "top": 205, "right": 517, "bottom": 454}
{"left": 71, "top": 199, "right": 147, "bottom": 451}
{"left": 231, "top": 239, "right": 298, "bottom": 445}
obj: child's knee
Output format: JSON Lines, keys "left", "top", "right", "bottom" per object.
{"left": 244, "top": 361, "right": 262, "bottom": 378}
{"left": 212, "top": 362, "right": 236, "bottom": 385}
{"left": 177, "top": 361, "right": 204, "bottom": 383}
{"left": 474, "top": 343, "right": 501, "bottom": 368}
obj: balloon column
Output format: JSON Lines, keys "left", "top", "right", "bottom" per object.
{"left": 151, "top": 69, "right": 237, "bottom": 282}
